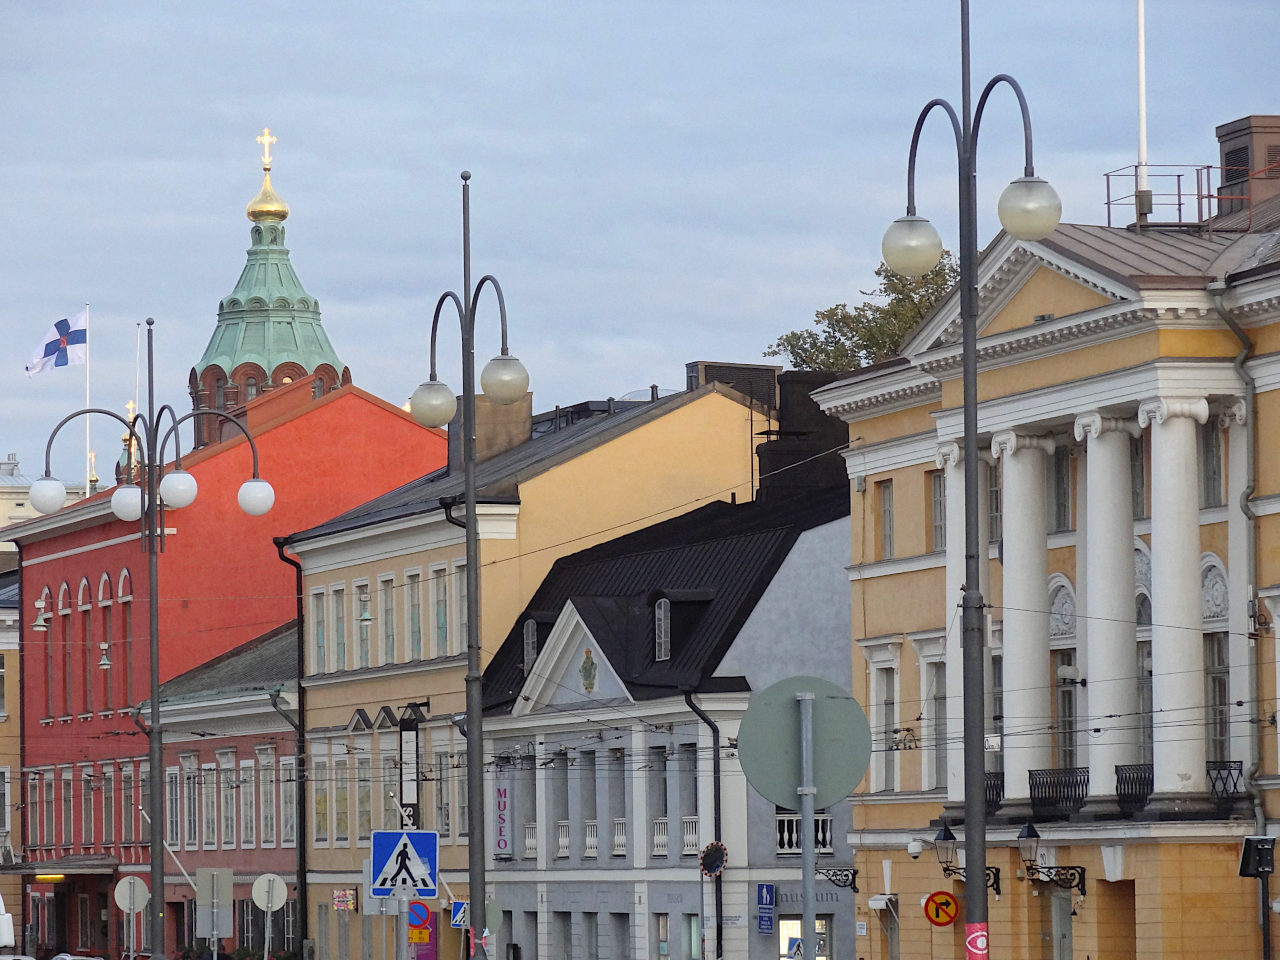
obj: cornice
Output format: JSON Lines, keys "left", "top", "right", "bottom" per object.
{"left": 814, "top": 368, "right": 941, "bottom": 422}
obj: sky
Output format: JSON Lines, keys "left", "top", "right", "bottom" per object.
{"left": 2, "top": 1, "right": 1279, "bottom": 485}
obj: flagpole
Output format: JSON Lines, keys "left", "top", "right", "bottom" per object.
{"left": 84, "top": 302, "right": 91, "bottom": 497}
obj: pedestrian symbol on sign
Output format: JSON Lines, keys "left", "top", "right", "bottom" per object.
{"left": 369, "top": 830, "right": 439, "bottom": 898}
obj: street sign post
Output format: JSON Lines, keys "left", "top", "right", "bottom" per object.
{"left": 252, "top": 874, "right": 288, "bottom": 960}
{"left": 756, "top": 883, "right": 775, "bottom": 935}
{"left": 114, "top": 877, "right": 150, "bottom": 960}
{"left": 925, "top": 890, "right": 959, "bottom": 927}
{"left": 370, "top": 830, "right": 440, "bottom": 898}
{"left": 196, "top": 867, "right": 235, "bottom": 939}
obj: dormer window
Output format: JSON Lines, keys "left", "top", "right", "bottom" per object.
{"left": 655, "top": 598, "right": 671, "bottom": 661}
{"left": 523, "top": 620, "right": 538, "bottom": 676}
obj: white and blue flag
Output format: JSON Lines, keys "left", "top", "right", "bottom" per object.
{"left": 26, "top": 309, "right": 87, "bottom": 376}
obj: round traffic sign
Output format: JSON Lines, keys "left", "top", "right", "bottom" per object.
{"left": 113, "top": 876, "right": 150, "bottom": 914}
{"left": 737, "top": 675, "right": 872, "bottom": 809}
{"left": 252, "top": 873, "right": 287, "bottom": 913}
{"left": 924, "top": 890, "right": 958, "bottom": 927}
{"left": 407, "top": 900, "right": 431, "bottom": 929}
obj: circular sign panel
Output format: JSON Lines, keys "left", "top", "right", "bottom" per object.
{"left": 252, "top": 873, "right": 288, "bottom": 913}
{"left": 699, "top": 840, "right": 728, "bottom": 878}
{"left": 737, "top": 675, "right": 872, "bottom": 809}
{"left": 924, "top": 890, "right": 958, "bottom": 927}
{"left": 113, "top": 875, "right": 150, "bottom": 914}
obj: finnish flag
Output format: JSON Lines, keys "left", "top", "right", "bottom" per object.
{"left": 26, "top": 309, "right": 87, "bottom": 376}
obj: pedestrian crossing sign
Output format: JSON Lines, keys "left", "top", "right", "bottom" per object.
{"left": 370, "top": 830, "right": 439, "bottom": 898}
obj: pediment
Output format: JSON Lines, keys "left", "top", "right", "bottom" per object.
{"left": 900, "top": 233, "right": 1137, "bottom": 359}
{"left": 512, "top": 600, "right": 632, "bottom": 716}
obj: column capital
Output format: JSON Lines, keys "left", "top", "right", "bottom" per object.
{"left": 1219, "top": 397, "right": 1248, "bottom": 429}
{"left": 1137, "top": 396, "right": 1209, "bottom": 428}
{"left": 991, "top": 430, "right": 1055, "bottom": 459}
{"left": 936, "top": 441, "right": 962, "bottom": 469}
{"left": 1073, "top": 412, "right": 1141, "bottom": 443}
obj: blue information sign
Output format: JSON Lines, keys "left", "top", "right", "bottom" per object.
{"left": 757, "top": 883, "right": 775, "bottom": 934}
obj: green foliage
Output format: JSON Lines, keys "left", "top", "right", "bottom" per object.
{"left": 765, "top": 252, "right": 958, "bottom": 370}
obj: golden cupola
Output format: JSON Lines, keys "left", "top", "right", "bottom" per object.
{"left": 246, "top": 127, "right": 290, "bottom": 222}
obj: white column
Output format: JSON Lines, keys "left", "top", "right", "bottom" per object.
{"left": 937, "top": 442, "right": 966, "bottom": 802}
{"left": 1138, "top": 396, "right": 1210, "bottom": 797}
{"left": 1074, "top": 413, "right": 1139, "bottom": 799}
{"left": 1223, "top": 399, "right": 1250, "bottom": 764}
{"left": 991, "top": 430, "right": 1054, "bottom": 801}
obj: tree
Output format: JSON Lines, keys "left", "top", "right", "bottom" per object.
{"left": 765, "top": 252, "right": 958, "bottom": 370}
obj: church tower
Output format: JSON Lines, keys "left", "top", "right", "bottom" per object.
{"left": 189, "top": 129, "right": 351, "bottom": 446}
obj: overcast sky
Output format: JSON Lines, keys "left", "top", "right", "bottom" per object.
{"left": 3, "top": 1, "right": 1278, "bottom": 484}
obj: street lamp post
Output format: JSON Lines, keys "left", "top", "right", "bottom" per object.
{"left": 30, "top": 318, "right": 274, "bottom": 957}
{"left": 409, "top": 171, "right": 529, "bottom": 960}
{"left": 880, "top": 3, "right": 1061, "bottom": 956}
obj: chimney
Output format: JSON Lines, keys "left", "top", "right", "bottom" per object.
{"left": 755, "top": 371, "right": 853, "bottom": 500}
{"left": 1216, "top": 115, "right": 1280, "bottom": 214}
{"left": 684, "top": 361, "right": 781, "bottom": 410}
{"left": 447, "top": 391, "right": 534, "bottom": 467}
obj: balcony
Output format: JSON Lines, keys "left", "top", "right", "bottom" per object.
{"left": 681, "top": 816, "right": 699, "bottom": 856}
{"left": 523, "top": 821, "right": 537, "bottom": 859}
{"left": 1116, "top": 760, "right": 1245, "bottom": 815}
{"left": 776, "top": 813, "right": 834, "bottom": 855}
{"left": 1029, "top": 767, "right": 1089, "bottom": 818}
{"left": 651, "top": 817, "right": 669, "bottom": 857}
{"left": 555, "top": 820, "right": 570, "bottom": 859}
{"left": 985, "top": 771, "right": 1005, "bottom": 814}
{"left": 611, "top": 817, "right": 627, "bottom": 857}
{"left": 584, "top": 820, "right": 598, "bottom": 859}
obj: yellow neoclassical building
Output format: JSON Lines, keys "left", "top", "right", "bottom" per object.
{"left": 816, "top": 117, "right": 1280, "bottom": 959}
{"left": 283, "top": 380, "right": 775, "bottom": 960}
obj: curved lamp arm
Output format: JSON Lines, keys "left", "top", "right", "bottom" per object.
{"left": 163, "top": 407, "right": 270, "bottom": 478}
{"left": 428, "top": 290, "right": 467, "bottom": 380}
{"left": 40, "top": 408, "right": 139, "bottom": 478}
{"left": 905, "top": 98, "right": 964, "bottom": 215}
{"left": 471, "top": 274, "right": 513, "bottom": 355}
{"left": 973, "top": 74, "right": 1037, "bottom": 177}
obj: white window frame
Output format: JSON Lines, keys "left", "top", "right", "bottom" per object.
{"left": 911, "top": 634, "right": 947, "bottom": 792}
{"left": 380, "top": 575, "right": 397, "bottom": 665}
{"left": 311, "top": 589, "right": 327, "bottom": 674}
{"left": 201, "top": 764, "right": 217, "bottom": 850}
{"left": 655, "top": 599, "right": 671, "bottom": 662}
{"left": 355, "top": 581, "right": 372, "bottom": 669}
{"left": 930, "top": 469, "right": 946, "bottom": 552}
{"left": 431, "top": 566, "right": 450, "bottom": 658}
{"left": 331, "top": 585, "right": 347, "bottom": 672}
{"left": 858, "top": 635, "right": 901, "bottom": 793}
{"left": 240, "top": 759, "right": 256, "bottom": 848}
{"left": 406, "top": 569, "right": 423, "bottom": 661}
{"left": 257, "top": 746, "right": 277, "bottom": 847}
{"left": 101, "top": 766, "right": 114, "bottom": 844}
{"left": 280, "top": 757, "right": 297, "bottom": 848}
{"left": 312, "top": 759, "right": 329, "bottom": 846}
{"left": 878, "top": 479, "right": 894, "bottom": 559}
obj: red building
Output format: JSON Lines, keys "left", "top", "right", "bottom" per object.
{"left": 7, "top": 377, "right": 444, "bottom": 956}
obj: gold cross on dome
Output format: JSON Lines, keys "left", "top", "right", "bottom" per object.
{"left": 257, "top": 127, "right": 278, "bottom": 167}
{"left": 125, "top": 400, "right": 137, "bottom": 420}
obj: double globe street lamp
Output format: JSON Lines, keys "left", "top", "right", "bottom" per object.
{"left": 879, "top": 2, "right": 1061, "bottom": 955}
{"left": 409, "top": 171, "right": 529, "bottom": 960}
{"left": 30, "top": 317, "right": 273, "bottom": 957}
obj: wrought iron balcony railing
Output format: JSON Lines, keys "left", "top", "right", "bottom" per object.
{"left": 1028, "top": 767, "right": 1089, "bottom": 817}
{"left": 985, "top": 770, "right": 1005, "bottom": 814}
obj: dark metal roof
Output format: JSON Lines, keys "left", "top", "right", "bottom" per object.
{"left": 1039, "top": 223, "right": 1236, "bottom": 286}
{"left": 482, "top": 487, "right": 850, "bottom": 713}
{"left": 288, "top": 384, "right": 754, "bottom": 544}
{"left": 157, "top": 619, "right": 297, "bottom": 702}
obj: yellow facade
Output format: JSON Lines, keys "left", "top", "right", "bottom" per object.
{"left": 818, "top": 222, "right": 1280, "bottom": 959}
{"left": 290, "top": 386, "right": 773, "bottom": 960}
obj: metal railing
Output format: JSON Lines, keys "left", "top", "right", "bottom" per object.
{"left": 775, "top": 813, "right": 834, "bottom": 855}
{"left": 1028, "top": 767, "right": 1089, "bottom": 817}
{"left": 1116, "top": 763, "right": 1154, "bottom": 814}
{"left": 985, "top": 770, "right": 1005, "bottom": 814}
{"left": 1208, "top": 760, "right": 1244, "bottom": 801}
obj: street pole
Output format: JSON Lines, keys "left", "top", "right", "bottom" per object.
{"left": 409, "top": 172, "right": 530, "bottom": 960}
{"left": 880, "top": 5, "right": 1061, "bottom": 956}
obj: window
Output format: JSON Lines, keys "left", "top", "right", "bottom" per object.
{"left": 82, "top": 606, "right": 92, "bottom": 715}
{"left": 240, "top": 761, "right": 256, "bottom": 846}
{"left": 1048, "top": 447, "right": 1072, "bottom": 532}
{"left": 457, "top": 563, "right": 468, "bottom": 648}
{"left": 927, "top": 661, "right": 947, "bottom": 789}
{"left": 434, "top": 751, "right": 451, "bottom": 837}
{"left": 313, "top": 760, "right": 329, "bottom": 844}
{"left": 280, "top": 758, "right": 297, "bottom": 846}
{"left": 332, "top": 588, "right": 347, "bottom": 671}
{"left": 381, "top": 578, "right": 396, "bottom": 664}
{"left": 357, "top": 757, "right": 372, "bottom": 842}
{"left": 1137, "top": 633, "right": 1153, "bottom": 765}
{"left": 457, "top": 753, "right": 469, "bottom": 837}
{"left": 1206, "top": 632, "right": 1230, "bottom": 762}
{"left": 121, "top": 767, "right": 134, "bottom": 844}
{"left": 139, "top": 763, "right": 150, "bottom": 842}
{"left": 875, "top": 667, "right": 896, "bottom": 791}
{"left": 357, "top": 588, "right": 371, "bottom": 668}
{"left": 168, "top": 770, "right": 182, "bottom": 846}
{"left": 408, "top": 574, "right": 423, "bottom": 660}
{"left": 77, "top": 895, "right": 90, "bottom": 951}
{"left": 259, "top": 751, "right": 277, "bottom": 846}
{"left": 27, "top": 776, "right": 40, "bottom": 847}
{"left": 1200, "top": 421, "right": 1225, "bottom": 508}
{"left": 382, "top": 757, "right": 399, "bottom": 829}
{"left": 988, "top": 460, "right": 1003, "bottom": 543}
{"left": 61, "top": 770, "right": 72, "bottom": 846}
{"left": 43, "top": 775, "right": 54, "bottom": 847}
{"left": 433, "top": 570, "right": 449, "bottom": 657}
{"left": 60, "top": 591, "right": 72, "bottom": 716}
{"left": 1053, "top": 649, "right": 1078, "bottom": 769}
{"left": 522, "top": 620, "right": 538, "bottom": 676}
{"left": 655, "top": 599, "right": 671, "bottom": 661}
{"left": 312, "top": 593, "right": 327, "bottom": 674}
{"left": 930, "top": 470, "right": 946, "bottom": 552}
{"left": 100, "top": 769, "right": 112, "bottom": 844}
{"left": 0, "top": 654, "right": 6, "bottom": 714}
{"left": 333, "top": 758, "right": 349, "bottom": 843}
{"left": 202, "top": 767, "right": 217, "bottom": 848}
{"left": 1130, "top": 435, "right": 1147, "bottom": 519}
{"left": 656, "top": 914, "right": 669, "bottom": 958}
{"left": 878, "top": 479, "right": 894, "bottom": 559}
{"left": 246, "top": 376, "right": 258, "bottom": 400}
{"left": 81, "top": 771, "right": 93, "bottom": 844}
{"left": 121, "top": 587, "right": 134, "bottom": 708}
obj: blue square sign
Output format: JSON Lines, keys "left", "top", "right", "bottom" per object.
{"left": 370, "top": 830, "right": 439, "bottom": 898}
{"left": 757, "top": 883, "right": 775, "bottom": 934}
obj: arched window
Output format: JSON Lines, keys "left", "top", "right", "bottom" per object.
{"left": 118, "top": 570, "right": 133, "bottom": 706}
{"left": 99, "top": 575, "right": 114, "bottom": 712}
{"left": 57, "top": 584, "right": 72, "bottom": 717}
{"left": 522, "top": 620, "right": 538, "bottom": 677}
{"left": 245, "top": 377, "right": 258, "bottom": 401}
{"left": 77, "top": 579, "right": 92, "bottom": 715}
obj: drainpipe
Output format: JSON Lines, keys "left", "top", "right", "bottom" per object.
{"left": 1208, "top": 281, "right": 1269, "bottom": 954}
{"left": 274, "top": 537, "right": 309, "bottom": 950}
{"left": 684, "top": 690, "right": 723, "bottom": 960}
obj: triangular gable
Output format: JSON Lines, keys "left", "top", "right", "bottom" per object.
{"left": 346, "top": 708, "right": 373, "bottom": 732}
{"left": 372, "top": 706, "right": 399, "bottom": 730}
{"left": 900, "top": 232, "right": 1137, "bottom": 358}
{"left": 512, "top": 600, "right": 632, "bottom": 717}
